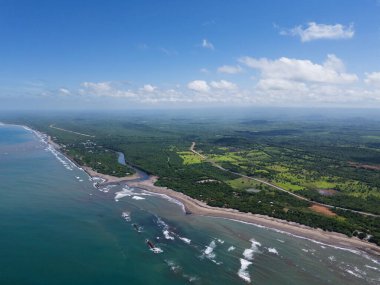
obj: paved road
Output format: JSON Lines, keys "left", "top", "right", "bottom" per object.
{"left": 190, "top": 142, "right": 380, "bottom": 218}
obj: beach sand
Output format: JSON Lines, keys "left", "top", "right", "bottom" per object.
{"left": 43, "top": 130, "right": 380, "bottom": 257}
{"left": 128, "top": 176, "right": 380, "bottom": 257}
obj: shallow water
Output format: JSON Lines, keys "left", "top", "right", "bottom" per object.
{"left": 0, "top": 124, "right": 379, "bottom": 285}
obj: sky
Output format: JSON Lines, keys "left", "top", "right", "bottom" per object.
{"left": 0, "top": 0, "right": 380, "bottom": 110}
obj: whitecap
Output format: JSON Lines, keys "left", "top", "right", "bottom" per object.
{"left": 163, "top": 230, "right": 175, "bottom": 240}
{"left": 228, "top": 246, "right": 235, "bottom": 252}
{"left": 144, "top": 191, "right": 186, "bottom": 213}
{"left": 114, "top": 187, "right": 134, "bottom": 201}
{"left": 238, "top": 258, "right": 252, "bottom": 283}
{"left": 345, "top": 269, "right": 363, "bottom": 279}
{"left": 179, "top": 237, "right": 191, "bottom": 244}
{"left": 132, "top": 196, "right": 145, "bottom": 200}
{"left": 202, "top": 240, "right": 217, "bottom": 260}
{"left": 267, "top": 247, "right": 278, "bottom": 255}
{"left": 365, "top": 265, "right": 380, "bottom": 271}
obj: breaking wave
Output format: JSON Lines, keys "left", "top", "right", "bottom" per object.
{"left": 267, "top": 247, "right": 278, "bottom": 255}
{"left": 227, "top": 246, "right": 235, "bottom": 252}
{"left": 238, "top": 258, "right": 252, "bottom": 283}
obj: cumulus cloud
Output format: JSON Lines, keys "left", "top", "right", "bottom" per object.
{"left": 187, "top": 80, "right": 210, "bottom": 92}
{"left": 141, "top": 84, "right": 156, "bottom": 92}
{"left": 365, "top": 72, "right": 380, "bottom": 86}
{"left": 239, "top": 54, "right": 358, "bottom": 84}
{"left": 281, "top": 22, "right": 354, "bottom": 42}
{"left": 217, "top": 65, "right": 243, "bottom": 74}
{"left": 201, "top": 39, "right": 214, "bottom": 50}
{"left": 210, "top": 80, "right": 237, "bottom": 90}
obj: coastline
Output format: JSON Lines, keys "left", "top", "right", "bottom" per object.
{"left": 13, "top": 122, "right": 379, "bottom": 258}
{"left": 81, "top": 166, "right": 141, "bottom": 183}
{"left": 46, "top": 134, "right": 140, "bottom": 184}
{"left": 128, "top": 176, "right": 380, "bottom": 257}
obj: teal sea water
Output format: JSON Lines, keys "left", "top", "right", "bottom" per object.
{"left": 0, "top": 124, "right": 379, "bottom": 285}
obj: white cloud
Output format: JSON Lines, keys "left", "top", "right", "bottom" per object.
{"left": 256, "top": 79, "right": 308, "bottom": 92}
{"left": 202, "top": 39, "right": 214, "bottom": 50}
{"left": 200, "top": 68, "right": 209, "bottom": 73}
{"left": 239, "top": 54, "right": 358, "bottom": 84}
{"left": 58, "top": 88, "right": 71, "bottom": 95}
{"left": 187, "top": 80, "right": 210, "bottom": 92}
{"left": 217, "top": 65, "right": 243, "bottom": 74}
{"left": 210, "top": 80, "right": 237, "bottom": 90}
{"left": 80, "top": 81, "right": 136, "bottom": 98}
{"left": 141, "top": 84, "right": 156, "bottom": 92}
{"left": 365, "top": 72, "right": 380, "bottom": 86}
{"left": 281, "top": 22, "right": 354, "bottom": 42}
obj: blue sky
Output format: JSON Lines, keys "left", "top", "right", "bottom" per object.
{"left": 1, "top": 0, "right": 380, "bottom": 109}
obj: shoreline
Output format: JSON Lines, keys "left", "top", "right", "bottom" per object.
{"left": 128, "top": 176, "right": 380, "bottom": 257}
{"left": 46, "top": 134, "right": 140, "bottom": 184}
{"left": 9, "top": 123, "right": 380, "bottom": 258}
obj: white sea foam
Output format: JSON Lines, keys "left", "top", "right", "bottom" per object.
{"left": 121, "top": 212, "right": 131, "bottom": 222}
{"left": 132, "top": 196, "right": 145, "bottom": 200}
{"left": 214, "top": 216, "right": 378, "bottom": 264}
{"left": 114, "top": 187, "right": 134, "bottom": 201}
{"left": 267, "top": 247, "right": 278, "bottom": 255}
{"left": 228, "top": 246, "right": 236, "bottom": 252}
{"left": 163, "top": 230, "right": 175, "bottom": 240}
{"left": 365, "top": 265, "right": 380, "bottom": 271}
{"left": 145, "top": 191, "right": 186, "bottom": 213}
{"left": 202, "top": 242, "right": 222, "bottom": 265}
{"left": 345, "top": 269, "right": 363, "bottom": 279}
{"left": 151, "top": 247, "right": 163, "bottom": 254}
{"left": 179, "top": 237, "right": 191, "bottom": 244}
{"left": 242, "top": 239, "right": 261, "bottom": 261}
{"left": 277, "top": 239, "right": 285, "bottom": 243}
{"left": 46, "top": 145, "right": 75, "bottom": 171}
{"left": 203, "top": 240, "right": 217, "bottom": 260}
{"left": 243, "top": 248, "right": 254, "bottom": 260}
{"left": 238, "top": 258, "right": 252, "bottom": 283}
{"left": 328, "top": 256, "right": 336, "bottom": 262}
{"left": 217, "top": 238, "right": 224, "bottom": 244}
{"left": 156, "top": 216, "right": 176, "bottom": 240}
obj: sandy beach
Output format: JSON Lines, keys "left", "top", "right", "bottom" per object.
{"left": 42, "top": 129, "right": 380, "bottom": 258}
{"left": 128, "top": 176, "right": 380, "bottom": 257}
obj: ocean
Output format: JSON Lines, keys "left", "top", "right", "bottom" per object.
{"left": 0, "top": 123, "right": 379, "bottom": 285}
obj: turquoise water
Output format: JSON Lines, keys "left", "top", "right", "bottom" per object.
{"left": 0, "top": 124, "right": 379, "bottom": 285}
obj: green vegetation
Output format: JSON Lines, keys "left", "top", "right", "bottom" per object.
{"left": 178, "top": 151, "right": 203, "bottom": 165}
{"left": 5, "top": 110, "right": 380, "bottom": 245}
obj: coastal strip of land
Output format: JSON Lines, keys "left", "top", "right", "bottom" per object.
{"left": 129, "top": 176, "right": 380, "bottom": 257}
{"left": 40, "top": 126, "right": 380, "bottom": 258}
{"left": 82, "top": 166, "right": 140, "bottom": 183}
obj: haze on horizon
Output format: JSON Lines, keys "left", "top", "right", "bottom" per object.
{"left": 1, "top": 0, "right": 380, "bottom": 110}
